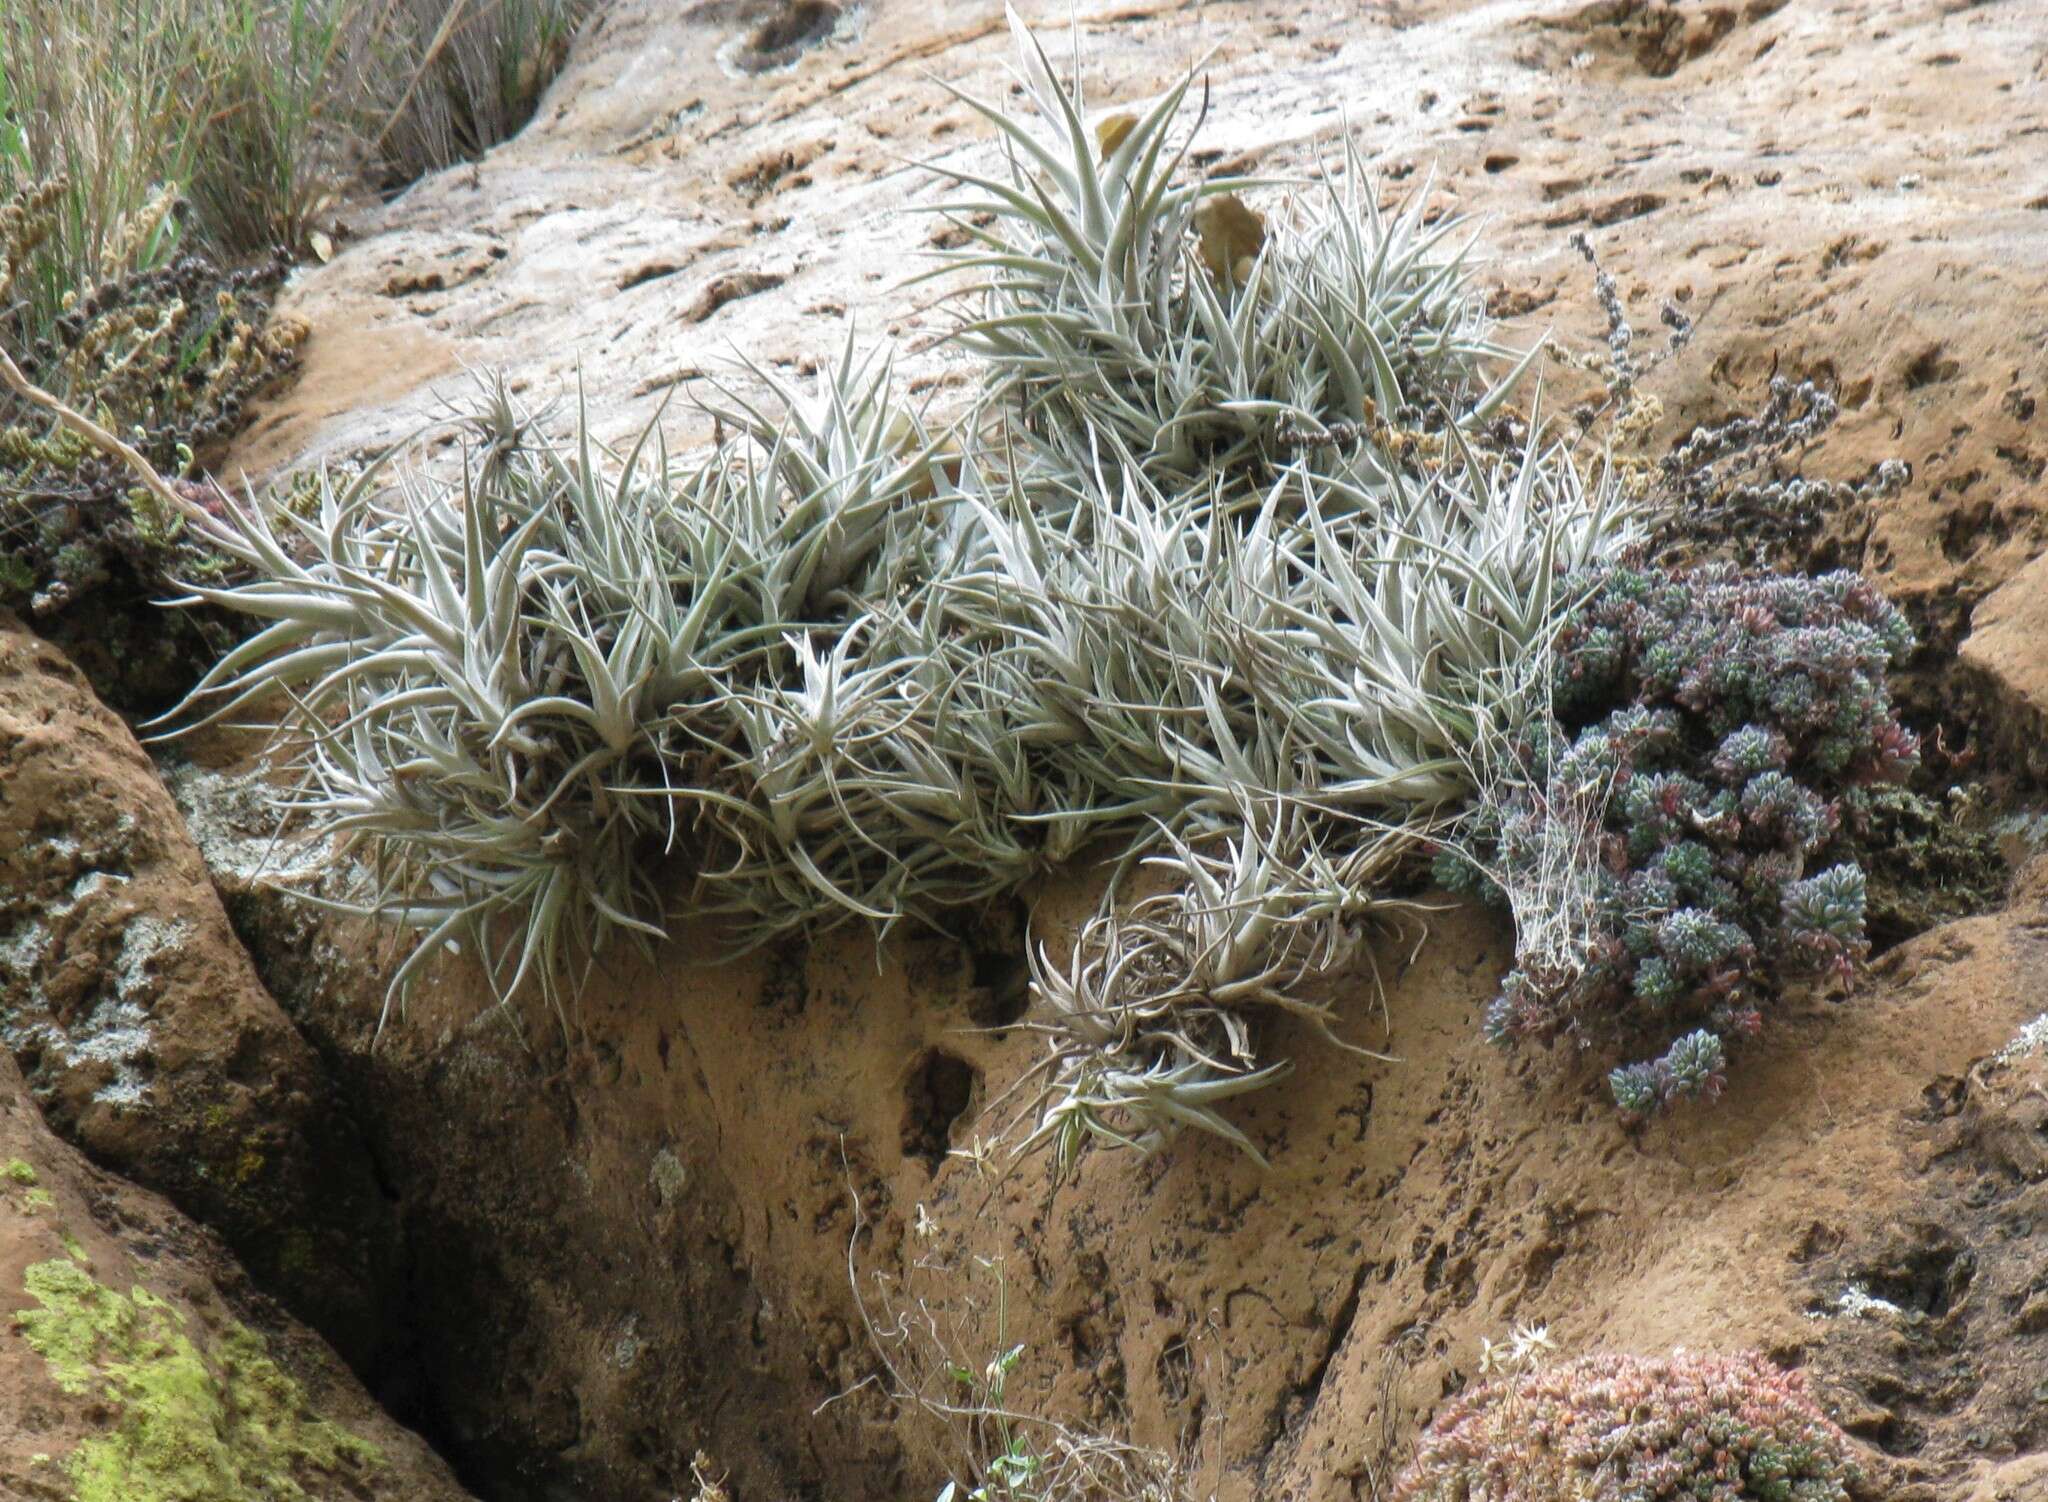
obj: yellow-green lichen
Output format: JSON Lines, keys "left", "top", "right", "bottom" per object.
{"left": 22, "top": 1186, "right": 57, "bottom": 1213}
{"left": 13, "top": 1259, "right": 383, "bottom": 1501}
{"left": 4, "top": 1158, "right": 38, "bottom": 1185}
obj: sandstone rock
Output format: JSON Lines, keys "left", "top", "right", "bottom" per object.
{"left": 0, "top": 616, "right": 398, "bottom": 1373}
{"left": 170, "top": 0, "right": 2048, "bottom": 1497}
{"left": 229, "top": 0, "right": 2048, "bottom": 676}
{"left": 1959, "top": 1453, "right": 2048, "bottom": 1502}
{"left": 0, "top": 1047, "right": 473, "bottom": 1501}
{"left": 1960, "top": 550, "right": 2048, "bottom": 782}
{"left": 197, "top": 836, "right": 2048, "bottom": 1502}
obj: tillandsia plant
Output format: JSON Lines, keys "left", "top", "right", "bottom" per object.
{"left": 895, "top": 12, "right": 1644, "bottom": 1163}
{"left": 157, "top": 382, "right": 688, "bottom": 1021}
{"left": 1395, "top": 1350, "right": 1858, "bottom": 1502}
{"left": 1010, "top": 804, "right": 1405, "bottom": 1170}
{"left": 152, "top": 9, "right": 1645, "bottom": 1163}
{"left": 921, "top": 9, "right": 1539, "bottom": 498}
{"left": 1437, "top": 562, "right": 1918, "bottom": 1114}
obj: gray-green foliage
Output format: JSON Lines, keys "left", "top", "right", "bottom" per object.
{"left": 165, "top": 8, "right": 1638, "bottom": 1161}
{"left": 164, "top": 390, "right": 682, "bottom": 1019}
{"left": 925, "top": 15, "right": 1535, "bottom": 494}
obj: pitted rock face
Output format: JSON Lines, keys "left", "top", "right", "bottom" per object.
{"left": 0, "top": 616, "right": 399, "bottom": 1377}
{"left": 117, "top": 0, "right": 2048, "bottom": 1499}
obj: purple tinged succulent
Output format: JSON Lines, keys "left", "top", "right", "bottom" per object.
{"left": 1396, "top": 1350, "right": 1859, "bottom": 1502}
{"left": 1461, "top": 561, "right": 1917, "bottom": 1116}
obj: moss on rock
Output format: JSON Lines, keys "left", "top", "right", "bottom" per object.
{"left": 1852, "top": 783, "right": 2010, "bottom": 950}
{"left": 13, "top": 1258, "right": 383, "bottom": 1502}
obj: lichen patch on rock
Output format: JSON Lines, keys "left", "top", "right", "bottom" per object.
{"left": 15, "top": 1259, "right": 384, "bottom": 1502}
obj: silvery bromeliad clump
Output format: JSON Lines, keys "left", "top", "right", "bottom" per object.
{"left": 913, "top": 12, "right": 1637, "bottom": 1159}
{"left": 159, "top": 385, "right": 691, "bottom": 1021}
{"left": 162, "top": 9, "right": 1644, "bottom": 1164}
{"left": 923, "top": 11, "right": 1538, "bottom": 499}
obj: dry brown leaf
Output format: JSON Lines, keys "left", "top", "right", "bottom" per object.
{"left": 1095, "top": 111, "right": 1138, "bottom": 162}
{"left": 1193, "top": 193, "right": 1266, "bottom": 289}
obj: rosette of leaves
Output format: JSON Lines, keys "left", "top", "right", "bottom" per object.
{"left": 1012, "top": 800, "right": 1412, "bottom": 1171}
{"left": 157, "top": 383, "right": 689, "bottom": 1020}
{"left": 1439, "top": 562, "right": 1918, "bottom": 1114}
{"left": 1395, "top": 1350, "right": 1858, "bottom": 1502}
{"left": 922, "top": 7, "right": 1536, "bottom": 498}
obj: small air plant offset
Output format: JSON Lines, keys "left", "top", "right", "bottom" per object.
{"left": 1010, "top": 805, "right": 1406, "bottom": 1171}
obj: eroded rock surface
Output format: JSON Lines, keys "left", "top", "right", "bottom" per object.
{"left": 0, "top": 616, "right": 399, "bottom": 1374}
{"left": 205, "top": 842, "right": 2044, "bottom": 1502}
{"left": 1960, "top": 549, "right": 2048, "bottom": 783}
{"left": 236, "top": 0, "right": 2048, "bottom": 677}
{"left": 126, "top": 0, "right": 2048, "bottom": 1499}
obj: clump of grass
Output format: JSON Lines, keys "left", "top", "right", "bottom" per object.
{"left": 184, "top": 0, "right": 354, "bottom": 258}
{"left": 848, "top": 1201, "right": 1189, "bottom": 1502}
{"left": 352, "top": 0, "right": 596, "bottom": 191}
{"left": 0, "top": 0, "right": 346, "bottom": 306}
{"left": 1, "top": 0, "right": 203, "bottom": 329}
{"left": 0, "top": 0, "right": 592, "bottom": 294}
{"left": 1, "top": 0, "right": 591, "bottom": 697}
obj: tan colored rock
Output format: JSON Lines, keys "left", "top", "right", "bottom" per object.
{"left": 176, "top": 0, "right": 2048, "bottom": 1497}
{"left": 1961, "top": 549, "right": 2048, "bottom": 781}
{"left": 0, "top": 616, "right": 398, "bottom": 1372}
{"left": 198, "top": 825, "right": 2048, "bottom": 1502}
{"left": 1959, "top": 1454, "right": 2048, "bottom": 1502}
{"left": 229, "top": 0, "right": 2048, "bottom": 654}
{"left": 0, "top": 1047, "right": 473, "bottom": 1501}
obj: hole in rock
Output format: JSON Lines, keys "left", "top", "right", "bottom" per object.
{"left": 966, "top": 946, "right": 1028, "bottom": 1030}
{"left": 730, "top": 0, "right": 841, "bottom": 74}
{"left": 902, "top": 1048, "right": 977, "bottom": 1171}
{"left": 1857, "top": 1240, "right": 1973, "bottom": 1319}
{"left": 963, "top": 898, "right": 1030, "bottom": 1030}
